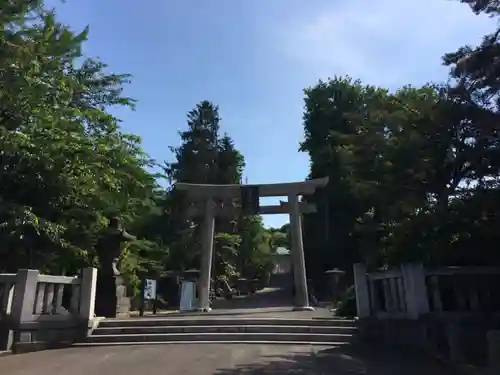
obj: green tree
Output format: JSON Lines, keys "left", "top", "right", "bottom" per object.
{"left": 266, "top": 225, "right": 290, "bottom": 250}
{"left": 238, "top": 216, "right": 274, "bottom": 279}
{"left": 300, "top": 77, "right": 378, "bottom": 276}
{"left": 301, "top": 52, "right": 500, "bottom": 284}
{"left": 163, "top": 101, "right": 247, "bottom": 278}
{"left": 0, "top": 1, "right": 162, "bottom": 283}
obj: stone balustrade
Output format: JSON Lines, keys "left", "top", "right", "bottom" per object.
{"left": 0, "top": 268, "right": 97, "bottom": 353}
{"left": 353, "top": 263, "right": 500, "bottom": 371}
{"left": 354, "top": 263, "right": 500, "bottom": 319}
{"left": 0, "top": 273, "right": 16, "bottom": 319}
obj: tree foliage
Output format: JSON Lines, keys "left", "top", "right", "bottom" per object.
{"left": 9, "top": 0, "right": 499, "bottom": 303}
{"left": 300, "top": 0, "right": 500, "bottom": 284}
{"left": 0, "top": 2, "right": 275, "bottom": 290}
{"left": 162, "top": 100, "right": 277, "bottom": 281}
{"left": 0, "top": 1, "right": 159, "bottom": 277}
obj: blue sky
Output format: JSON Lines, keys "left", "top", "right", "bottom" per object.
{"left": 48, "top": 0, "right": 495, "bottom": 228}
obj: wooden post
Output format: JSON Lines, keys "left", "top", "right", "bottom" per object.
{"left": 139, "top": 279, "right": 145, "bottom": 317}
{"left": 78, "top": 267, "right": 97, "bottom": 321}
{"left": 353, "top": 263, "right": 370, "bottom": 318}
{"left": 152, "top": 298, "right": 157, "bottom": 315}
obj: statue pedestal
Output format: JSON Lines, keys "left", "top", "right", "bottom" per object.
{"left": 115, "top": 276, "right": 131, "bottom": 318}
{"left": 95, "top": 274, "right": 131, "bottom": 318}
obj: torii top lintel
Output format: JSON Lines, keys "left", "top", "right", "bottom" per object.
{"left": 176, "top": 177, "right": 329, "bottom": 198}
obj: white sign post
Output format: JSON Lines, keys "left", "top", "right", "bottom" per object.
{"left": 144, "top": 279, "right": 157, "bottom": 300}
{"left": 139, "top": 278, "right": 158, "bottom": 316}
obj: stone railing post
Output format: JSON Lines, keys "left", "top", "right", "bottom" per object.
{"left": 353, "top": 263, "right": 371, "bottom": 318}
{"left": 487, "top": 330, "right": 500, "bottom": 374}
{"left": 401, "top": 263, "right": 429, "bottom": 319}
{"left": 446, "top": 322, "right": 465, "bottom": 365}
{"left": 0, "top": 281, "right": 15, "bottom": 351}
{"left": 78, "top": 267, "right": 97, "bottom": 321}
{"left": 10, "top": 269, "right": 39, "bottom": 324}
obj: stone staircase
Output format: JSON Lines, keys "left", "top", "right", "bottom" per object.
{"left": 79, "top": 316, "right": 358, "bottom": 346}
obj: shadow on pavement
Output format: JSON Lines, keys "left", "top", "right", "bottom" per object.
{"left": 212, "top": 344, "right": 452, "bottom": 375}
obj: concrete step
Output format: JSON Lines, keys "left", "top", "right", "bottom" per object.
{"left": 86, "top": 332, "right": 356, "bottom": 344}
{"left": 86, "top": 316, "right": 358, "bottom": 347}
{"left": 75, "top": 340, "right": 349, "bottom": 347}
{"left": 98, "top": 317, "right": 356, "bottom": 328}
{"left": 92, "top": 324, "right": 358, "bottom": 335}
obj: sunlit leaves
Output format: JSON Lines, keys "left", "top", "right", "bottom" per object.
{"left": 0, "top": 1, "right": 157, "bottom": 273}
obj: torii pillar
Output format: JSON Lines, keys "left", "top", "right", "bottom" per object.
{"left": 198, "top": 198, "right": 215, "bottom": 312}
{"left": 288, "top": 193, "right": 312, "bottom": 311}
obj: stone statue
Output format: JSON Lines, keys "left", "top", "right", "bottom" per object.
{"left": 95, "top": 216, "right": 136, "bottom": 318}
{"left": 96, "top": 217, "right": 136, "bottom": 276}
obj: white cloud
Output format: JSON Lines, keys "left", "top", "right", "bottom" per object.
{"left": 277, "top": 0, "right": 497, "bottom": 87}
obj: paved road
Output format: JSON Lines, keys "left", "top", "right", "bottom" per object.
{"left": 0, "top": 285, "right": 455, "bottom": 374}
{"left": 1, "top": 344, "right": 453, "bottom": 375}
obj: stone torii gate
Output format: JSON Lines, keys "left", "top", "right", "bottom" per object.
{"left": 176, "top": 177, "right": 329, "bottom": 312}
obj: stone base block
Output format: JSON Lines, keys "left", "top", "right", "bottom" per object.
{"left": 292, "top": 306, "right": 315, "bottom": 312}
{"left": 95, "top": 275, "right": 131, "bottom": 318}
{"left": 197, "top": 307, "right": 212, "bottom": 312}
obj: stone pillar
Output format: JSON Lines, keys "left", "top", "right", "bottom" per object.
{"left": 401, "top": 263, "right": 429, "bottom": 319}
{"left": 446, "top": 322, "right": 465, "bottom": 365}
{"left": 198, "top": 198, "right": 215, "bottom": 312}
{"left": 288, "top": 194, "right": 313, "bottom": 311}
{"left": 79, "top": 267, "right": 97, "bottom": 321}
{"left": 10, "top": 269, "right": 39, "bottom": 346}
{"left": 0, "top": 282, "right": 14, "bottom": 350}
{"left": 487, "top": 330, "right": 500, "bottom": 375}
{"left": 353, "top": 263, "right": 371, "bottom": 318}
{"left": 11, "top": 269, "right": 39, "bottom": 323}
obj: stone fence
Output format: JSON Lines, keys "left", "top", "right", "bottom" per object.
{"left": 0, "top": 268, "right": 97, "bottom": 353}
{"left": 354, "top": 263, "right": 500, "bottom": 372}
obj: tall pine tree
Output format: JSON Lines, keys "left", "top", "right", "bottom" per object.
{"left": 163, "top": 101, "right": 245, "bottom": 279}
